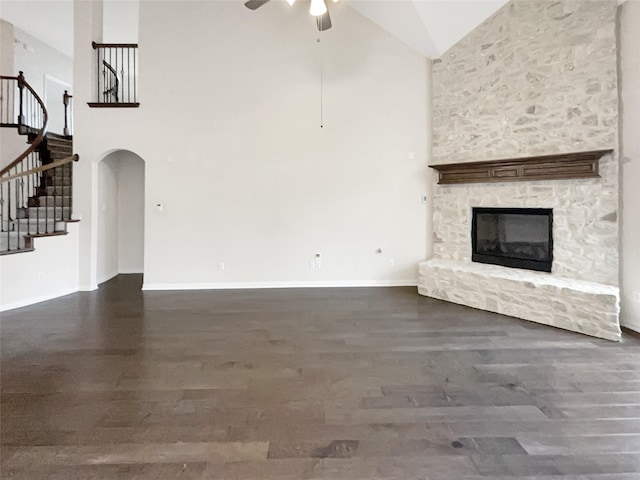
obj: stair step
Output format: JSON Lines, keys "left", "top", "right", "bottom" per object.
{"left": 50, "top": 151, "right": 74, "bottom": 159}
{"left": 47, "top": 138, "right": 72, "bottom": 145}
{"left": 43, "top": 169, "right": 72, "bottom": 178}
{"left": 48, "top": 141, "right": 72, "bottom": 148}
{"left": 45, "top": 132, "right": 72, "bottom": 140}
{"left": 8, "top": 219, "right": 66, "bottom": 235}
{"left": 46, "top": 137, "right": 72, "bottom": 146}
{"left": 26, "top": 206, "right": 71, "bottom": 219}
{"left": 47, "top": 165, "right": 72, "bottom": 172}
{"left": 0, "top": 231, "right": 30, "bottom": 251}
{"left": 49, "top": 148, "right": 73, "bottom": 155}
{"left": 30, "top": 196, "right": 72, "bottom": 207}
{"left": 50, "top": 176, "right": 72, "bottom": 186}
{"left": 45, "top": 186, "right": 72, "bottom": 196}
{"left": 48, "top": 174, "right": 72, "bottom": 182}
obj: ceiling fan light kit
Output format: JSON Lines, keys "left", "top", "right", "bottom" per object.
{"left": 309, "top": 0, "right": 328, "bottom": 17}
{"left": 244, "top": 0, "right": 336, "bottom": 31}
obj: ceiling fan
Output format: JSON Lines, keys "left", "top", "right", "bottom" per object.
{"left": 244, "top": 0, "right": 336, "bottom": 31}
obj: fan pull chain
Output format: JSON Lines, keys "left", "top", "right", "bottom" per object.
{"left": 318, "top": 37, "right": 324, "bottom": 129}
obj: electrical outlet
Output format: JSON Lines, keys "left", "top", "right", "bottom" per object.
{"left": 315, "top": 253, "right": 321, "bottom": 269}
{"left": 218, "top": 262, "right": 225, "bottom": 271}
{"left": 388, "top": 259, "right": 395, "bottom": 268}
{"left": 634, "top": 291, "right": 640, "bottom": 303}
{"left": 309, "top": 260, "right": 315, "bottom": 270}
{"left": 421, "top": 195, "right": 428, "bottom": 204}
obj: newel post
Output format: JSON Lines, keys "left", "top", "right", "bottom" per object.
{"left": 63, "top": 90, "right": 72, "bottom": 136}
{"left": 17, "top": 71, "right": 25, "bottom": 130}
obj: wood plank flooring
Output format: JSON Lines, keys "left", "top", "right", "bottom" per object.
{"left": 2, "top": 274, "right": 640, "bottom": 479}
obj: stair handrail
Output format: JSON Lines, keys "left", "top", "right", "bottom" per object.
{"left": 0, "top": 72, "right": 48, "bottom": 177}
{"left": 0, "top": 154, "right": 79, "bottom": 184}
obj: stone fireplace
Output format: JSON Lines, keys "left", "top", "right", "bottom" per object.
{"left": 419, "top": 150, "right": 620, "bottom": 341}
{"left": 418, "top": 0, "right": 621, "bottom": 341}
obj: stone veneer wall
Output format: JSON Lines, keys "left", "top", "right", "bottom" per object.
{"left": 430, "top": 0, "right": 619, "bottom": 286}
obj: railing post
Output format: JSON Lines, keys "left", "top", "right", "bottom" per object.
{"left": 63, "top": 90, "right": 72, "bottom": 136}
{"left": 17, "top": 71, "right": 25, "bottom": 130}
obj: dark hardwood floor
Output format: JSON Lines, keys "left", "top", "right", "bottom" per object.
{"left": 2, "top": 274, "right": 640, "bottom": 479}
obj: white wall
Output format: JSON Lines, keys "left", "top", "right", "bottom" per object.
{"left": 117, "top": 151, "right": 144, "bottom": 273}
{"left": 97, "top": 154, "right": 119, "bottom": 283}
{"left": 0, "top": 19, "right": 24, "bottom": 170}
{"left": 103, "top": 0, "right": 139, "bottom": 43}
{"left": 0, "top": 223, "right": 80, "bottom": 311}
{"left": 74, "top": 1, "right": 430, "bottom": 290}
{"left": 0, "top": 19, "right": 13, "bottom": 72}
{"left": 73, "top": 0, "right": 101, "bottom": 290}
{"left": 620, "top": 0, "right": 640, "bottom": 332}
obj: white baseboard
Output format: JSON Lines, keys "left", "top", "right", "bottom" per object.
{"left": 142, "top": 280, "right": 418, "bottom": 291}
{"left": 79, "top": 283, "right": 99, "bottom": 292}
{"left": 0, "top": 286, "right": 79, "bottom": 312}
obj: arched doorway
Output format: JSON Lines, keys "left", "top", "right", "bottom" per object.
{"left": 97, "top": 150, "right": 145, "bottom": 284}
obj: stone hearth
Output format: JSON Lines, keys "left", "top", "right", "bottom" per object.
{"left": 418, "top": 259, "right": 620, "bottom": 341}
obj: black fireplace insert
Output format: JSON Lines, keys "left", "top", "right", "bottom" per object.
{"left": 471, "top": 207, "right": 553, "bottom": 272}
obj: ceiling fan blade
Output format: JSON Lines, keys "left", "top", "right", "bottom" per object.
{"left": 245, "top": 0, "right": 270, "bottom": 10}
{"left": 316, "top": 8, "right": 332, "bottom": 31}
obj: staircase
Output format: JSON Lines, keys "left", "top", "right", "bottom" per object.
{"left": 1, "top": 72, "right": 78, "bottom": 255}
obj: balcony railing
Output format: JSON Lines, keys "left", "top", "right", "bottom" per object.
{"left": 88, "top": 42, "right": 139, "bottom": 107}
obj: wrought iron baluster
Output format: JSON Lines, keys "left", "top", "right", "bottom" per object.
{"left": 127, "top": 48, "right": 130, "bottom": 103}
{"left": 133, "top": 48, "right": 137, "bottom": 103}
{"left": 18, "top": 178, "right": 23, "bottom": 248}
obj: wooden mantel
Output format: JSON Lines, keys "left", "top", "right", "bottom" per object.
{"left": 429, "top": 149, "right": 613, "bottom": 185}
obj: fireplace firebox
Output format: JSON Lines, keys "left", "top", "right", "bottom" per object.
{"left": 471, "top": 207, "right": 553, "bottom": 272}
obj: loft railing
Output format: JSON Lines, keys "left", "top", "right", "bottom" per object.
{"left": 89, "top": 42, "right": 139, "bottom": 107}
{"left": 0, "top": 72, "right": 77, "bottom": 254}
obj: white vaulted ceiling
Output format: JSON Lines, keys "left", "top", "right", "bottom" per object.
{"left": 0, "top": 0, "right": 508, "bottom": 60}
{"left": 0, "top": 0, "right": 74, "bottom": 57}
{"left": 346, "top": 0, "right": 508, "bottom": 58}
{"left": 0, "top": 0, "right": 138, "bottom": 59}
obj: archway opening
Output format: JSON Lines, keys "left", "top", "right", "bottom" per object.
{"left": 97, "top": 150, "right": 145, "bottom": 285}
